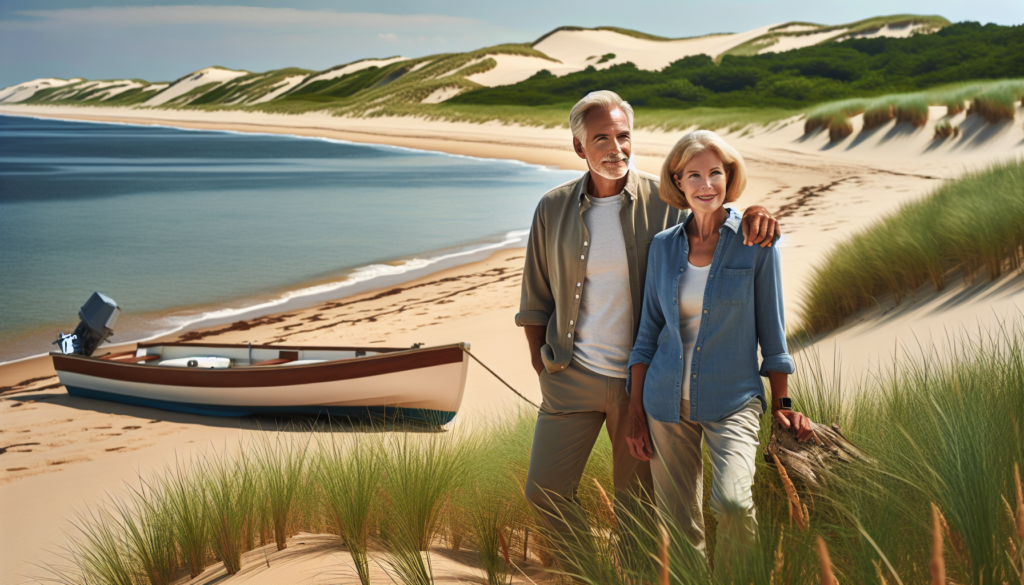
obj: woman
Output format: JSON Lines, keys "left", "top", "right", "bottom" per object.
{"left": 625, "top": 130, "right": 812, "bottom": 561}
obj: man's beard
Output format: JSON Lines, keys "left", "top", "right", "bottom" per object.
{"left": 590, "top": 153, "right": 629, "bottom": 181}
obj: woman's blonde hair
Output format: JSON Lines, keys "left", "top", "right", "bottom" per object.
{"left": 659, "top": 130, "right": 747, "bottom": 210}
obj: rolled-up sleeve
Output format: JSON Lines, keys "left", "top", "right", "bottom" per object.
{"left": 755, "top": 240, "right": 795, "bottom": 376}
{"left": 515, "top": 201, "right": 553, "bottom": 327}
{"left": 627, "top": 237, "right": 665, "bottom": 390}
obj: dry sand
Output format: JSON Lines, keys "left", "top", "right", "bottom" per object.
{"left": 0, "top": 103, "right": 1021, "bottom": 584}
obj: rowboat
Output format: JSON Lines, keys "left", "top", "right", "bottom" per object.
{"left": 51, "top": 342, "right": 470, "bottom": 424}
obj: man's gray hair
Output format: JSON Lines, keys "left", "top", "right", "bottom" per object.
{"left": 569, "top": 90, "right": 634, "bottom": 144}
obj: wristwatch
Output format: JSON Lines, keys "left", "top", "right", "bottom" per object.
{"left": 772, "top": 397, "right": 792, "bottom": 411}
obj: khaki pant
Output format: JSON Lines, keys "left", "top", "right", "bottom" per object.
{"left": 524, "top": 360, "right": 653, "bottom": 540}
{"left": 647, "top": 399, "right": 762, "bottom": 562}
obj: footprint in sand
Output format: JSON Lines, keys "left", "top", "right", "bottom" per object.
{"left": 122, "top": 426, "right": 141, "bottom": 430}
{"left": 6, "top": 467, "right": 28, "bottom": 472}
{"left": 105, "top": 447, "right": 124, "bottom": 452}
{"left": 48, "top": 460, "right": 67, "bottom": 466}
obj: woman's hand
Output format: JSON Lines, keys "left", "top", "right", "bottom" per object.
{"left": 626, "top": 401, "right": 653, "bottom": 461}
{"left": 773, "top": 408, "right": 815, "bottom": 442}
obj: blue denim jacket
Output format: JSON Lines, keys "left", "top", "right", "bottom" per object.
{"left": 627, "top": 208, "right": 794, "bottom": 423}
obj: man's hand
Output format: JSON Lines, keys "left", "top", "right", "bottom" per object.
{"left": 773, "top": 409, "right": 815, "bottom": 442}
{"left": 524, "top": 325, "right": 546, "bottom": 375}
{"left": 626, "top": 402, "right": 653, "bottom": 461}
{"left": 741, "top": 205, "right": 780, "bottom": 247}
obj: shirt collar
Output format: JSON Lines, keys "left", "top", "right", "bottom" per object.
{"left": 576, "top": 168, "right": 639, "bottom": 204}
{"left": 680, "top": 207, "right": 743, "bottom": 234}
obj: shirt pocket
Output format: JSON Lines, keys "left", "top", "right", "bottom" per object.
{"left": 718, "top": 268, "right": 752, "bottom": 305}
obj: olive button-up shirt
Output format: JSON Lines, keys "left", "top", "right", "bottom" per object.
{"left": 515, "top": 169, "right": 690, "bottom": 374}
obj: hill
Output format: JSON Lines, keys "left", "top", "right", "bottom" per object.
{"left": 0, "top": 14, "right": 951, "bottom": 112}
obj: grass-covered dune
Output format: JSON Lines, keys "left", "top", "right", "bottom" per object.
{"left": 451, "top": 22, "right": 1023, "bottom": 110}
{"left": 45, "top": 322, "right": 1024, "bottom": 585}
{"left": 797, "top": 158, "right": 1024, "bottom": 337}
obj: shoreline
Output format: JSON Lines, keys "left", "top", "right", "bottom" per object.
{"left": 0, "top": 228, "right": 533, "bottom": 367}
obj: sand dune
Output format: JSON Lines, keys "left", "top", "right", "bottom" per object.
{"left": 0, "top": 77, "right": 83, "bottom": 103}
{"left": 294, "top": 57, "right": 407, "bottom": 89}
{"left": 144, "top": 66, "right": 249, "bottom": 106}
{"left": 250, "top": 75, "right": 307, "bottom": 104}
{"left": 534, "top": 25, "right": 778, "bottom": 71}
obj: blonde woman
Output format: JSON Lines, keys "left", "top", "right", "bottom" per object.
{"left": 624, "top": 130, "right": 812, "bottom": 561}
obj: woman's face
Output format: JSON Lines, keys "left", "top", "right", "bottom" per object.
{"left": 673, "top": 149, "right": 727, "bottom": 213}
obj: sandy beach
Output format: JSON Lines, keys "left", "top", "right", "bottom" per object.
{"left": 1, "top": 103, "right": 1022, "bottom": 584}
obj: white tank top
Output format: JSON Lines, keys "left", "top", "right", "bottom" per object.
{"left": 678, "top": 261, "right": 710, "bottom": 401}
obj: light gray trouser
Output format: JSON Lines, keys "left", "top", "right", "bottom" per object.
{"left": 524, "top": 360, "right": 653, "bottom": 540}
{"left": 647, "top": 399, "right": 763, "bottom": 562}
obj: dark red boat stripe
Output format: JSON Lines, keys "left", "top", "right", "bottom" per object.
{"left": 52, "top": 346, "right": 464, "bottom": 388}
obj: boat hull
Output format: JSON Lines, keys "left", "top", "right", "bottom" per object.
{"left": 53, "top": 343, "right": 468, "bottom": 424}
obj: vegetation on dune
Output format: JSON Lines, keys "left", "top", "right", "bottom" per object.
{"left": 452, "top": 22, "right": 1023, "bottom": 110}
{"left": 797, "top": 158, "right": 1024, "bottom": 337}
{"left": 722, "top": 14, "right": 950, "bottom": 59}
{"left": 803, "top": 80, "right": 1024, "bottom": 141}
{"left": 45, "top": 318, "right": 1024, "bottom": 584}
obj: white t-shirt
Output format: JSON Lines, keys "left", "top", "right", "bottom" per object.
{"left": 573, "top": 194, "right": 632, "bottom": 378}
{"left": 679, "top": 261, "right": 710, "bottom": 401}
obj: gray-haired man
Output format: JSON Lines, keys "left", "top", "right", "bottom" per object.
{"left": 516, "top": 90, "right": 778, "bottom": 543}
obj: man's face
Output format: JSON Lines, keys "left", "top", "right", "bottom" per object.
{"left": 574, "top": 106, "right": 632, "bottom": 181}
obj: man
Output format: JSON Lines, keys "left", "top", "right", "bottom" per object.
{"left": 516, "top": 90, "right": 778, "bottom": 543}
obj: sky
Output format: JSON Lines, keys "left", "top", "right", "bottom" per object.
{"left": 1, "top": 0, "right": 1021, "bottom": 88}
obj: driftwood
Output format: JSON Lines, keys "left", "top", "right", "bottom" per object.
{"left": 763, "top": 419, "right": 871, "bottom": 487}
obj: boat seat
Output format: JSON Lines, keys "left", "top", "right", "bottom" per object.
{"left": 100, "top": 350, "right": 138, "bottom": 361}
{"left": 127, "top": 355, "right": 160, "bottom": 364}
{"left": 253, "top": 358, "right": 295, "bottom": 367}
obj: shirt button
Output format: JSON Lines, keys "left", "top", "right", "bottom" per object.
{"left": 680, "top": 267, "right": 685, "bottom": 272}
{"left": 581, "top": 255, "right": 585, "bottom": 260}
{"left": 577, "top": 282, "right": 581, "bottom": 287}
{"left": 584, "top": 242, "right": 588, "bottom": 246}
{"left": 569, "top": 320, "right": 574, "bottom": 325}
{"left": 575, "top": 294, "right": 579, "bottom": 299}
{"left": 703, "top": 309, "right": 708, "bottom": 314}
{"left": 710, "top": 274, "right": 714, "bottom": 278}
{"left": 567, "top": 333, "right": 572, "bottom": 338}
{"left": 693, "top": 374, "right": 697, "bottom": 378}
{"left": 696, "top": 347, "right": 701, "bottom": 351}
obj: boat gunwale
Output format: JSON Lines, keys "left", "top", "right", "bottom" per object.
{"left": 136, "top": 341, "right": 416, "bottom": 353}
{"left": 51, "top": 343, "right": 467, "bottom": 388}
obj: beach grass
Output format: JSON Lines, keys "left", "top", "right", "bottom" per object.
{"left": 110, "top": 480, "right": 178, "bottom": 585}
{"left": 161, "top": 459, "right": 210, "bottom": 578}
{"left": 47, "top": 317, "right": 1024, "bottom": 584}
{"left": 796, "top": 158, "right": 1024, "bottom": 336}
{"left": 316, "top": 429, "right": 383, "bottom": 585}
{"left": 203, "top": 449, "right": 251, "bottom": 574}
{"left": 252, "top": 432, "right": 309, "bottom": 551}
{"left": 803, "top": 80, "right": 1024, "bottom": 141}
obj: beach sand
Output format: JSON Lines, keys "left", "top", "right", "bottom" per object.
{"left": 0, "top": 103, "right": 1021, "bottom": 583}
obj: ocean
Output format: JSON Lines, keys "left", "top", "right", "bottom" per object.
{"left": 0, "top": 114, "right": 578, "bottom": 363}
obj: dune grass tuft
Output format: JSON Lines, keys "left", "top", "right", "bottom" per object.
{"left": 933, "top": 119, "right": 959, "bottom": 139}
{"left": 253, "top": 432, "right": 309, "bottom": 551}
{"left": 161, "top": 459, "right": 210, "bottom": 578}
{"left": 796, "top": 158, "right": 1024, "bottom": 336}
{"left": 316, "top": 431, "right": 382, "bottom": 585}
{"left": 204, "top": 450, "right": 252, "bottom": 574}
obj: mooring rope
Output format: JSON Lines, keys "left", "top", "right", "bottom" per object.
{"left": 461, "top": 347, "right": 549, "bottom": 414}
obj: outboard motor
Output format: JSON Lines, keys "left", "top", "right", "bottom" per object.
{"left": 54, "top": 292, "right": 120, "bottom": 356}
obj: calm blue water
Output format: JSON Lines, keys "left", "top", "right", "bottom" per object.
{"left": 0, "top": 115, "right": 577, "bottom": 362}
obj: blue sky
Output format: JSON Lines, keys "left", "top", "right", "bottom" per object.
{"left": 1, "top": 1, "right": 1020, "bottom": 88}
